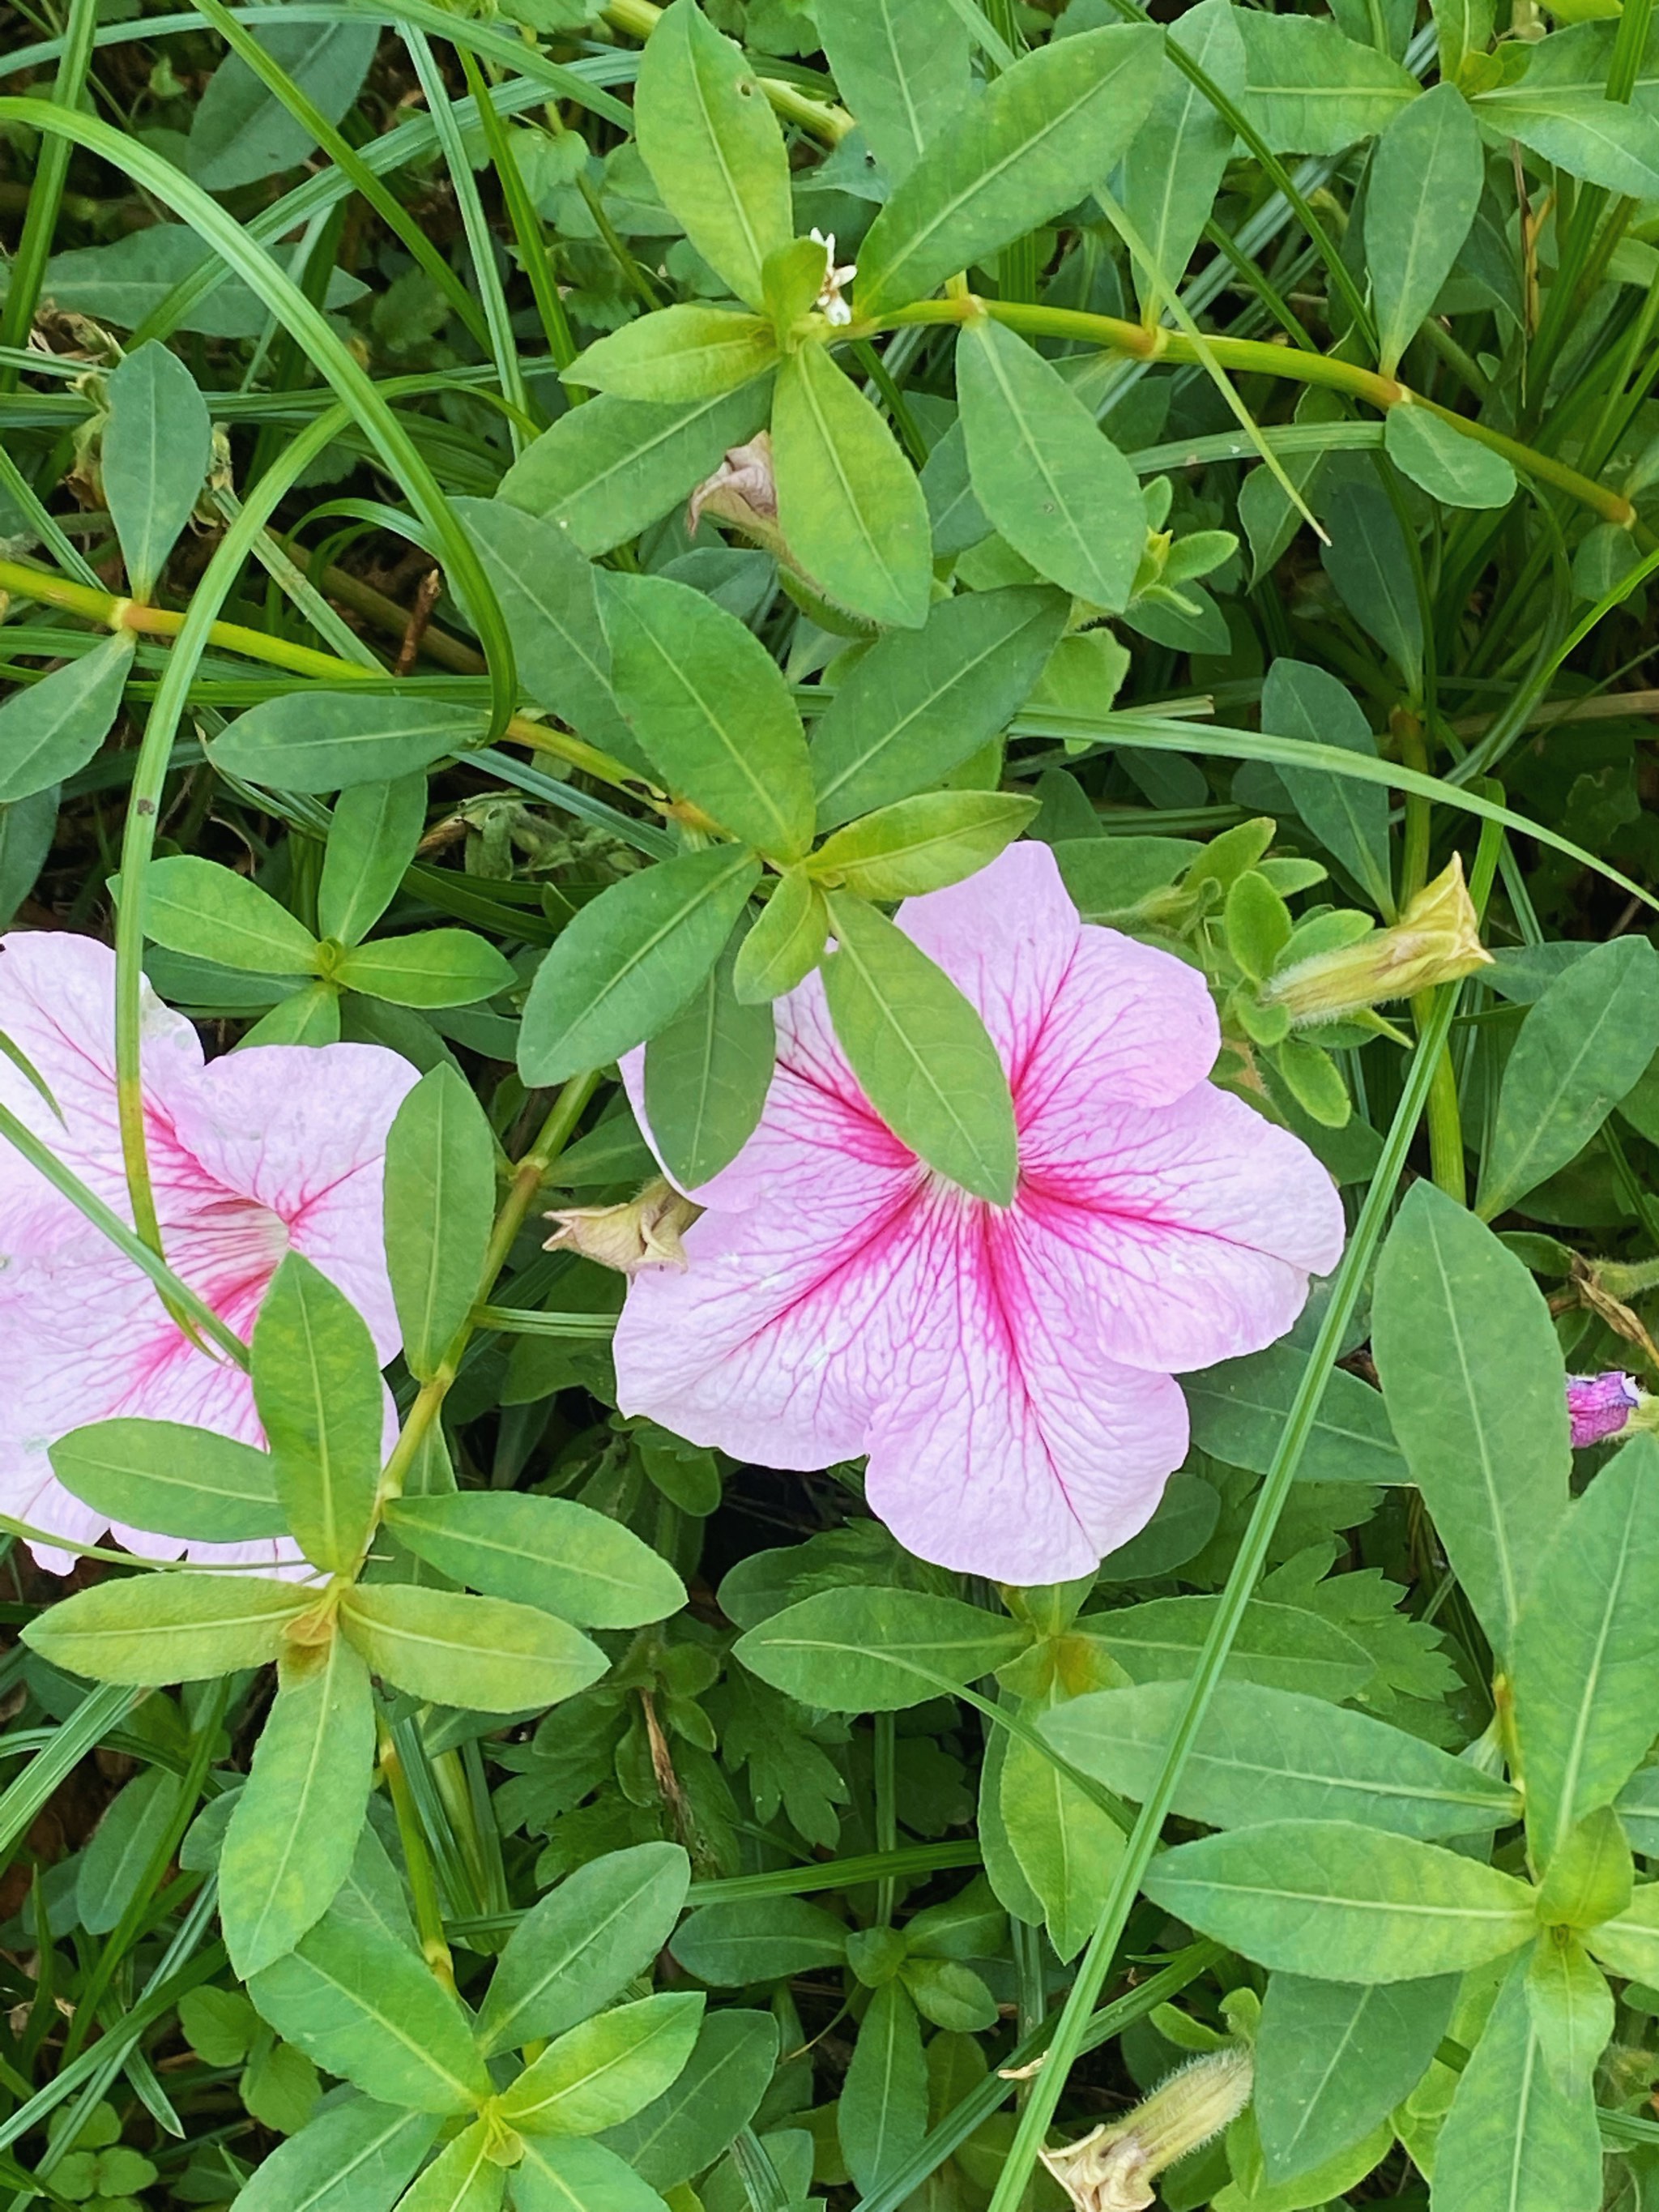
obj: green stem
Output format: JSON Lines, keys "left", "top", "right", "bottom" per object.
{"left": 378, "top": 1071, "right": 600, "bottom": 1504}
{"left": 376, "top": 1715, "right": 457, "bottom": 1992}
{"left": 0, "top": 557, "right": 652, "bottom": 794}
{"left": 981, "top": 856, "right": 1496, "bottom": 2212}
{"left": 602, "top": 0, "right": 852, "bottom": 139}
{"left": 851, "top": 297, "right": 1639, "bottom": 532}
{"left": 873, "top": 1712, "right": 898, "bottom": 1926}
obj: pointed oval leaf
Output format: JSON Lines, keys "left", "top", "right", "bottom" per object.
{"left": 566, "top": 307, "right": 778, "bottom": 403}
{"left": 1365, "top": 83, "right": 1485, "bottom": 376}
{"left": 0, "top": 633, "right": 134, "bottom": 805}
{"left": 209, "top": 695, "right": 488, "bottom": 793}
{"left": 49, "top": 1417, "right": 285, "bottom": 1543}
{"left": 957, "top": 318, "right": 1144, "bottom": 613}
{"left": 22, "top": 1575, "right": 312, "bottom": 1685}
{"left": 317, "top": 775, "right": 426, "bottom": 949}
{"left": 383, "top": 1493, "right": 684, "bottom": 1629}
{"left": 642, "top": 931, "right": 775, "bottom": 1188}
{"left": 229, "top": 2095, "right": 441, "bottom": 2212}
{"left": 731, "top": 869, "right": 828, "bottom": 1004}
{"left": 501, "top": 1992, "right": 705, "bottom": 2137}
{"left": 340, "top": 1584, "right": 607, "bottom": 1712}
{"left": 518, "top": 845, "right": 761, "bottom": 1087}
{"left": 102, "top": 342, "right": 212, "bottom": 600}
{"left": 853, "top": 26, "right": 1163, "bottom": 315}
{"left": 383, "top": 1065, "right": 497, "bottom": 1385}
{"left": 335, "top": 929, "right": 515, "bottom": 1010}
{"left": 734, "top": 1587, "right": 1029, "bottom": 1710}
{"left": 811, "top": 792, "right": 1038, "bottom": 899}
{"left": 773, "top": 345, "right": 932, "bottom": 631}
{"left": 252, "top": 1252, "right": 384, "bottom": 1575}
{"left": 603, "top": 573, "right": 814, "bottom": 858}
{"left": 135, "top": 855, "right": 320, "bottom": 974}
{"left": 821, "top": 890, "right": 1016, "bottom": 1202}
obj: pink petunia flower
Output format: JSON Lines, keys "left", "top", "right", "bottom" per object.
{"left": 614, "top": 844, "right": 1346, "bottom": 1583}
{"left": 0, "top": 934, "right": 417, "bottom": 1570}
{"left": 1566, "top": 1371, "right": 1642, "bottom": 1450}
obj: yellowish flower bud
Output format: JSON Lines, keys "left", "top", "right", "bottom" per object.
{"left": 1040, "top": 2048, "right": 1254, "bottom": 2212}
{"left": 1261, "top": 855, "right": 1491, "bottom": 1024}
{"left": 543, "top": 1177, "right": 701, "bottom": 1276}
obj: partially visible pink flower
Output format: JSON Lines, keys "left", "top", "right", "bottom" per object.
{"left": 1567, "top": 1370, "right": 1642, "bottom": 1449}
{"left": 0, "top": 935, "right": 417, "bottom": 1570}
{"left": 613, "top": 845, "right": 1345, "bottom": 1583}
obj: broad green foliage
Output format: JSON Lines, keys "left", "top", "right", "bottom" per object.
{"left": 7, "top": 0, "right": 1659, "bottom": 2207}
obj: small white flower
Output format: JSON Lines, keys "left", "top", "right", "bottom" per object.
{"left": 809, "top": 226, "right": 857, "bottom": 327}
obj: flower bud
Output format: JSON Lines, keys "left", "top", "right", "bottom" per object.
{"left": 1260, "top": 855, "right": 1492, "bottom": 1025}
{"left": 808, "top": 227, "right": 857, "bottom": 327}
{"left": 1567, "top": 1371, "right": 1643, "bottom": 1449}
{"left": 544, "top": 1177, "right": 701, "bottom": 1275}
{"left": 1040, "top": 2048, "right": 1254, "bottom": 2211}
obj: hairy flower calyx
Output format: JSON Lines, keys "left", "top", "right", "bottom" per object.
{"left": 1041, "top": 2048, "right": 1255, "bottom": 2211}
{"left": 1261, "top": 855, "right": 1491, "bottom": 1024}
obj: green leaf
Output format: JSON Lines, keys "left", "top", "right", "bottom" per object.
{"left": 226, "top": 2095, "right": 440, "bottom": 2212}
{"left": 78, "top": 1768, "right": 176, "bottom": 1934}
{"left": 957, "top": 318, "right": 1144, "bottom": 613}
{"left": 249, "top": 1910, "right": 493, "bottom": 2114}
{"left": 633, "top": 0, "right": 792, "bottom": 311}
{"left": 902, "top": 1956, "right": 998, "bottom": 2031}
{"left": 335, "top": 929, "right": 515, "bottom": 1009}
{"left": 187, "top": 13, "right": 377, "bottom": 190}
{"left": 137, "top": 855, "right": 320, "bottom": 974}
{"left": 339, "top": 1584, "right": 608, "bottom": 1712}
{"left": 1431, "top": 1950, "right": 1604, "bottom": 2212}
{"left": 252, "top": 1253, "right": 384, "bottom": 1577}
{"left": 1258, "top": 659, "right": 1392, "bottom": 916}
{"left": 1533, "top": 1805, "right": 1632, "bottom": 1932}
{"left": 209, "top": 694, "right": 487, "bottom": 792}
{"left": 1120, "top": 0, "right": 1246, "bottom": 314}
{"left": 384, "top": 1493, "right": 684, "bottom": 1628}
{"left": 1185, "top": 1340, "right": 1406, "bottom": 1488}
{"left": 501, "top": 1992, "right": 705, "bottom": 2135}
{"left": 1365, "top": 83, "right": 1485, "bottom": 376}
{"left": 643, "top": 933, "right": 775, "bottom": 1187}
{"left": 101, "top": 342, "right": 212, "bottom": 600}
{"left": 318, "top": 776, "right": 426, "bottom": 948}
{"left": 671, "top": 1898, "right": 850, "bottom": 1984}
{"left": 1042, "top": 1680, "right": 1521, "bottom": 1839}
{"left": 1371, "top": 1182, "right": 1570, "bottom": 1659}
{"left": 0, "top": 786, "right": 60, "bottom": 925}
{"left": 816, "top": 0, "right": 970, "bottom": 182}
{"left": 1320, "top": 480, "right": 1422, "bottom": 684}
{"left": 396, "top": 2122, "right": 502, "bottom": 2212}
{"left": 8, "top": 226, "right": 367, "bottom": 342}
{"left": 731, "top": 870, "right": 828, "bottom": 1004}
{"left": 384, "top": 1065, "right": 497, "bottom": 1385}
{"left": 598, "top": 2010, "right": 778, "bottom": 2190}
{"left": 603, "top": 573, "right": 814, "bottom": 858}
{"left": 1525, "top": 1932, "right": 1614, "bottom": 2095}
{"left": 49, "top": 1417, "right": 286, "bottom": 1543}
{"left": 566, "top": 308, "right": 778, "bottom": 403}
{"left": 772, "top": 344, "right": 932, "bottom": 631}
{"left": 1256, "top": 1971, "right": 1458, "bottom": 2184}
{"left": 23, "top": 1574, "right": 310, "bottom": 1684}
{"left": 1144, "top": 1821, "right": 1537, "bottom": 1982}
{"left": 1232, "top": 12, "right": 1418, "bottom": 153}
{"left": 478, "top": 1842, "right": 690, "bottom": 2057}
{"left": 1477, "top": 936, "right": 1659, "bottom": 1219}
{"left": 1384, "top": 403, "right": 1517, "bottom": 510}
{"left": 821, "top": 890, "right": 1016, "bottom": 1202}
{"left": 0, "top": 634, "right": 134, "bottom": 805}
{"left": 1585, "top": 1878, "right": 1659, "bottom": 1982}
{"left": 1080, "top": 1595, "right": 1374, "bottom": 1703}
{"left": 1510, "top": 1437, "right": 1659, "bottom": 1866}
{"left": 240, "top": 983, "right": 341, "bottom": 1049}
{"left": 809, "top": 584, "right": 1068, "bottom": 829}
{"left": 220, "top": 1638, "right": 375, "bottom": 1979}
{"left": 853, "top": 25, "right": 1162, "bottom": 315}
{"left": 1000, "top": 1705, "right": 1125, "bottom": 1962}
{"left": 518, "top": 845, "right": 761, "bottom": 1087}
{"left": 811, "top": 793, "right": 1038, "bottom": 899}
{"left": 514, "top": 2138, "right": 673, "bottom": 2212}
{"left": 1225, "top": 870, "right": 1293, "bottom": 984}
{"left": 734, "top": 1587, "right": 1029, "bottom": 1710}
{"left": 498, "top": 385, "right": 772, "bottom": 560}
{"left": 1474, "top": 79, "right": 1659, "bottom": 196}
{"left": 838, "top": 1980, "right": 926, "bottom": 2195}
{"left": 453, "top": 499, "right": 642, "bottom": 771}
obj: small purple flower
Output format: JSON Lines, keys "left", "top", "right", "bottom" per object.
{"left": 1567, "top": 1372, "right": 1642, "bottom": 1449}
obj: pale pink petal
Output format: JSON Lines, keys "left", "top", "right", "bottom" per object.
{"left": 861, "top": 1187, "right": 1189, "bottom": 1582}
{"left": 613, "top": 1148, "right": 928, "bottom": 1466}
{"left": 1020, "top": 1083, "right": 1346, "bottom": 1372}
{"left": 164, "top": 1044, "right": 418, "bottom": 1357}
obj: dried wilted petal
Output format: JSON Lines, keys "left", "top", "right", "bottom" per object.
{"left": 1264, "top": 853, "right": 1492, "bottom": 1023}
{"left": 1040, "top": 2048, "right": 1255, "bottom": 2212}
{"left": 1567, "top": 1371, "right": 1643, "bottom": 1448}
{"left": 544, "top": 1176, "right": 702, "bottom": 1275}
{"left": 688, "top": 432, "right": 778, "bottom": 537}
